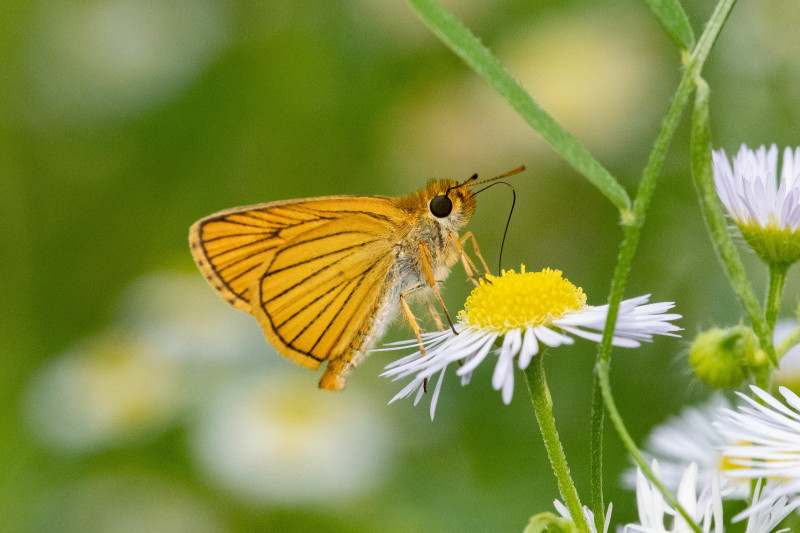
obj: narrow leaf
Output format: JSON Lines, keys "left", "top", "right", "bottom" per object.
{"left": 406, "top": 0, "right": 631, "bottom": 215}
{"left": 642, "top": 0, "right": 695, "bottom": 49}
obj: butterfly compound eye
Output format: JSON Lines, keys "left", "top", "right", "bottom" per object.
{"left": 429, "top": 195, "right": 453, "bottom": 218}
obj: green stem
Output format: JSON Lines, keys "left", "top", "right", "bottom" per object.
{"left": 777, "top": 325, "right": 800, "bottom": 358}
{"left": 524, "top": 355, "right": 589, "bottom": 533}
{"left": 591, "top": 2, "right": 737, "bottom": 532}
{"left": 688, "top": 77, "right": 777, "bottom": 368}
{"left": 596, "top": 360, "right": 696, "bottom": 528}
{"left": 766, "top": 263, "right": 788, "bottom": 339}
{"left": 589, "top": 373, "right": 604, "bottom": 532}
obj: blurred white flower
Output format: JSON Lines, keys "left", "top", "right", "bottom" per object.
{"left": 115, "top": 272, "right": 265, "bottom": 364}
{"left": 717, "top": 386, "right": 800, "bottom": 496}
{"left": 23, "top": 271, "right": 275, "bottom": 453}
{"left": 773, "top": 319, "right": 800, "bottom": 391}
{"left": 622, "top": 395, "right": 749, "bottom": 500}
{"left": 189, "top": 374, "right": 392, "bottom": 505}
{"left": 35, "top": 473, "right": 224, "bottom": 533}
{"left": 623, "top": 461, "right": 795, "bottom": 533}
{"left": 26, "top": 0, "right": 230, "bottom": 127}
{"left": 23, "top": 334, "right": 188, "bottom": 453}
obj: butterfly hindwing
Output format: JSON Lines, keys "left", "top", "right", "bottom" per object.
{"left": 253, "top": 214, "right": 398, "bottom": 370}
{"left": 189, "top": 196, "right": 405, "bottom": 370}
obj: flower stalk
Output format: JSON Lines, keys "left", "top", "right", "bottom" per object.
{"left": 524, "top": 354, "right": 589, "bottom": 533}
{"left": 766, "top": 263, "right": 788, "bottom": 348}
{"left": 591, "top": 0, "right": 737, "bottom": 529}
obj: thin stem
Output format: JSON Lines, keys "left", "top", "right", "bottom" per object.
{"left": 524, "top": 355, "right": 589, "bottom": 533}
{"left": 596, "top": 359, "right": 698, "bottom": 531}
{"left": 777, "top": 325, "right": 800, "bottom": 358}
{"left": 592, "top": 2, "right": 737, "bottom": 533}
{"left": 589, "top": 373, "right": 605, "bottom": 531}
{"left": 766, "top": 263, "right": 788, "bottom": 339}
{"left": 689, "top": 77, "right": 777, "bottom": 367}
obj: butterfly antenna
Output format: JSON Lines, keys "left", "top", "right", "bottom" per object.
{"left": 470, "top": 181, "right": 516, "bottom": 275}
{"left": 470, "top": 165, "right": 525, "bottom": 187}
{"left": 447, "top": 173, "right": 478, "bottom": 194}
{"left": 448, "top": 165, "right": 525, "bottom": 194}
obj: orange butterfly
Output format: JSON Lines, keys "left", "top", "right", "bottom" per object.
{"left": 189, "top": 167, "right": 524, "bottom": 391}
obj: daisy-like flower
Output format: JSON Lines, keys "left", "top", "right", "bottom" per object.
{"left": 712, "top": 144, "right": 800, "bottom": 265}
{"left": 716, "top": 386, "right": 800, "bottom": 498}
{"left": 381, "top": 266, "right": 681, "bottom": 418}
{"left": 624, "top": 461, "right": 721, "bottom": 533}
{"left": 737, "top": 480, "right": 797, "bottom": 533}
{"left": 623, "top": 461, "right": 794, "bottom": 533}
{"left": 622, "top": 395, "right": 751, "bottom": 501}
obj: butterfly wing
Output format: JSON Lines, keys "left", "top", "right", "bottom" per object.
{"left": 190, "top": 196, "right": 405, "bottom": 375}
{"left": 252, "top": 213, "right": 399, "bottom": 372}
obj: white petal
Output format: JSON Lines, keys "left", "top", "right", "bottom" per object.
{"left": 517, "top": 327, "right": 539, "bottom": 370}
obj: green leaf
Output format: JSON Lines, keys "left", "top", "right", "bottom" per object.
{"left": 405, "top": 0, "right": 631, "bottom": 216}
{"left": 523, "top": 512, "right": 577, "bottom": 533}
{"left": 642, "top": 0, "right": 695, "bottom": 49}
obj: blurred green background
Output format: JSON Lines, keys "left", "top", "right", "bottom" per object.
{"left": 3, "top": 1, "right": 800, "bottom": 531}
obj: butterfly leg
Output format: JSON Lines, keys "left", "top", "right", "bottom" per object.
{"left": 400, "top": 289, "right": 427, "bottom": 359}
{"left": 426, "top": 299, "right": 445, "bottom": 332}
{"left": 400, "top": 289, "right": 431, "bottom": 393}
{"left": 459, "top": 231, "right": 492, "bottom": 276}
{"left": 418, "top": 240, "right": 457, "bottom": 334}
{"left": 450, "top": 231, "right": 481, "bottom": 287}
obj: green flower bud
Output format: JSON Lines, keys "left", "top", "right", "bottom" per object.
{"left": 689, "top": 326, "right": 758, "bottom": 388}
{"left": 523, "top": 512, "right": 576, "bottom": 533}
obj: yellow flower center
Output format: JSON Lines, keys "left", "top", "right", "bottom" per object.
{"left": 459, "top": 266, "right": 586, "bottom": 332}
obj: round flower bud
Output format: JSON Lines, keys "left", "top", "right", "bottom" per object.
{"left": 688, "top": 326, "right": 757, "bottom": 388}
{"left": 523, "top": 512, "right": 576, "bottom": 533}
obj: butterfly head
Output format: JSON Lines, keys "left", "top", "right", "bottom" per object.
{"left": 423, "top": 178, "right": 477, "bottom": 231}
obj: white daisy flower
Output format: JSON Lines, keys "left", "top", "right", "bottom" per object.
{"left": 737, "top": 480, "right": 797, "bottom": 533}
{"left": 23, "top": 334, "right": 189, "bottom": 453}
{"left": 189, "top": 374, "right": 391, "bottom": 505}
{"left": 624, "top": 461, "right": 721, "bottom": 533}
{"left": 622, "top": 395, "right": 751, "bottom": 500}
{"left": 712, "top": 144, "right": 800, "bottom": 265}
{"left": 623, "top": 461, "right": 794, "bottom": 533}
{"left": 716, "top": 384, "right": 800, "bottom": 517}
{"left": 716, "top": 385, "right": 800, "bottom": 482}
{"left": 381, "top": 266, "right": 682, "bottom": 419}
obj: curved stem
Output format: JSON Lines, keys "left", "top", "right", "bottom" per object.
{"left": 689, "top": 77, "right": 777, "bottom": 368}
{"left": 777, "top": 325, "right": 800, "bottom": 358}
{"left": 591, "top": 2, "right": 737, "bottom": 532}
{"left": 524, "top": 355, "right": 589, "bottom": 533}
{"left": 596, "top": 359, "right": 700, "bottom": 533}
{"left": 589, "top": 374, "right": 605, "bottom": 531}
